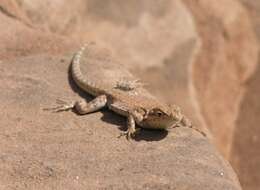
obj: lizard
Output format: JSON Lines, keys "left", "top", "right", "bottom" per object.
{"left": 47, "top": 42, "right": 206, "bottom": 139}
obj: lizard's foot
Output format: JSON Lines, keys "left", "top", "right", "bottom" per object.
{"left": 118, "top": 128, "right": 140, "bottom": 140}
{"left": 43, "top": 99, "right": 75, "bottom": 112}
{"left": 117, "top": 112, "right": 142, "bottom": 140}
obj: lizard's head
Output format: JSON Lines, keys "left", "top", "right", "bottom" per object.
{"left": 141, "top": 105, "right": 183, "bottom": 129}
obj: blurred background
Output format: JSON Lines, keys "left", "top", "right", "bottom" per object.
{"left": 0, "top": 0, "right": 259, "bottom": 189}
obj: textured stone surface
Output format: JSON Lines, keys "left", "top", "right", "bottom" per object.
{"left": 0, "top": 52, "right": 241, "bottom": 190}
{"left": 183, "top": 0, "right": 258, "bottom": 158}
{"left": 1, "top": 0, "right": 259, "bottom": 189}
{"left": 18, "top": 0, "right": 198, "bottom": 69}
{"left": 182, "top": 1, "right": 260, "bottom": 189}
{"left": 230, "top": 1, "right": 260, "bottom": 190}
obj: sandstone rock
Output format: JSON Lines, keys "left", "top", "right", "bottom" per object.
{"left": 230, "top": 1, "right": 260, "bottom": 190}
{"left": 183, "top": 0, "right": 258, "bottom": 159}
{"left": 0, "top": 0, "right": 76, "bottom": 60}
{"left": 0, "top": 53, "right": 241, "bottom": 190}
{"left": 0, "top": 0, "right": 250, "bottom": 189}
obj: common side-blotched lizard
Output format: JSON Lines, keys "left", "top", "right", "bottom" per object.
{"left": 47, "top": 43, "right": 206, "bottom": 139}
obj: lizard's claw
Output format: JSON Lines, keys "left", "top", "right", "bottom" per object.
{"left": 43, "top": 99, "right": 75, "bottom": 112}
{"left": 118, "top": 128, "right": 140, "bottom": 140}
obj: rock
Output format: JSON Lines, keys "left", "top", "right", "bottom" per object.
{"left": 0, "top": 0, "right": 251, "bottom": 189}
{"left": 230, "top": 1, "right": 260, "bottom": 190}
{"left": 0, "top": 54, "right": 241, "bottom": 190}
{"left": 0, "top": 0, "right": 76, "bottom": 60}
{"left": 183, "top": 0, "right": 258, "bottom": 159}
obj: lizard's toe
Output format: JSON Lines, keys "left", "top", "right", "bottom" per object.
{"left": 118, "top": 128, "right": 140, "bottom": 140}
{"left": 43, "top": 100, "right": 75, "bottom": 112}
{"left": 117, "top": 131, "right": 130, "bottom": 140}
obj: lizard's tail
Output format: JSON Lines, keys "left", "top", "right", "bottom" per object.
{"left": 71, "top": 42, "right": 101, "bottom": 96}
{"left": 186, "top": 124, "right": 207, "bottom": 137}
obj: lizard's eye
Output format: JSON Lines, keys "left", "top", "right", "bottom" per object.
{"left": 155, "top": 111, "right": 163, "bottom": 116}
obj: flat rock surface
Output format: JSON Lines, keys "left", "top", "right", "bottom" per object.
{"left": 0, "top": 54, "right": 241, "bottom": 190}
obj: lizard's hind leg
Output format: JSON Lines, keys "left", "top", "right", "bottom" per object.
{"left": 45, "top": 95, "right": 107, "bottom": 115}
{"left": 75, "top": 95, "right": 107, "bottom": 114}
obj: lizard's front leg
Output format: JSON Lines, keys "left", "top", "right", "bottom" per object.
{"left": 120, "top": 108, "right": 145, "bottom": 139}
{"left": 125, "top": 114, "right": 136, "bottom": 139}
{"left": 45, "top": 95, "right": 107, "bottom": 114}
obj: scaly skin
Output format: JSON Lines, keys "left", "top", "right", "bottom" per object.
{"left": 48, "top": 43, "right": 206, "bottom": 139}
